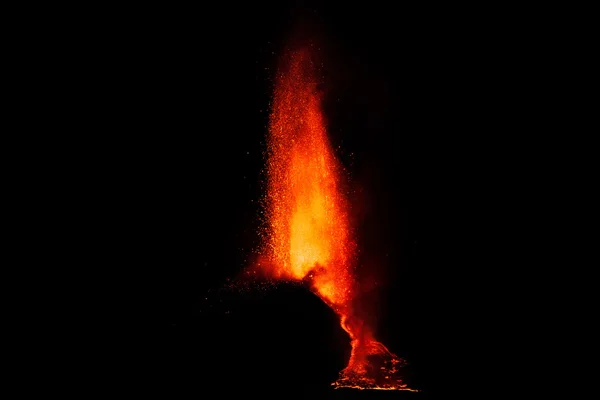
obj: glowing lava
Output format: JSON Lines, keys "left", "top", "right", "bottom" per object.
{"left": 260, "top": 47, "right": 416, "bottom": 391}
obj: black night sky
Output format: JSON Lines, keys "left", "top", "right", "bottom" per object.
{"left": 90, "top": 1, "right": 539, "bottom": 398}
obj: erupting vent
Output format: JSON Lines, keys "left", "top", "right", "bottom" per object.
{"left": 256, "top": 47, "right": 416, "bottom": 391}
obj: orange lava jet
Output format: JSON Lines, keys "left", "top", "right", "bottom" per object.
{"left": 260, "top": 47, "right": 416, "bottom": 391}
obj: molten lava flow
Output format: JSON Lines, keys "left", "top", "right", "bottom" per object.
{"left": 260, "top": 47, "right": 416, "bottom": 391}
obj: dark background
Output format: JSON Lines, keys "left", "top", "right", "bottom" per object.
{"left": 80, "top": 1, "right": 550, "bottom": 398}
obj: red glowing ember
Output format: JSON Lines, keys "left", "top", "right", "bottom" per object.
{"left": 259, "top": 47, "right": 416, "bottom": 391}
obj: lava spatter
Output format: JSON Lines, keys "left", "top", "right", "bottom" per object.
{"left": 260, "top": 46, "right": 414, "bottom": 391}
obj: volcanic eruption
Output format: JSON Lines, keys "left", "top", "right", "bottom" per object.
{"left": 256, "top": 46, "right": 416, "bottom": 391}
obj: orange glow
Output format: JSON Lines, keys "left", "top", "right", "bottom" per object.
{"left": 261, "top": 46, "right": 414, "bottom": 391}
{"left": 264, "top": 47, "right": 354, "bottom": 306}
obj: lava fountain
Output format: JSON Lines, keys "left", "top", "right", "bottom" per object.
{"left": 258, "top": 47, "right": 416, "bottom": 391}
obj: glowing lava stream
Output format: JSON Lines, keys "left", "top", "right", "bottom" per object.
{"left": 259, "top": 47, "right": 416, "bottom": 391}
